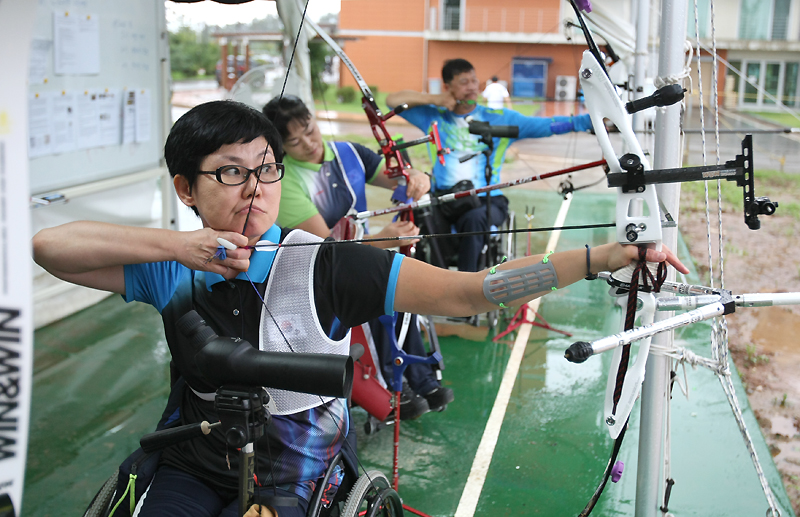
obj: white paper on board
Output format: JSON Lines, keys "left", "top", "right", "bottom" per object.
{"left": 27, "top": 92, "right": 52, "bottom": 158}
{"left": 76, "top": 90, "right": 99, "bottom": 150}
{"left": 122, "top": 89, "right": 136, "bottom": 144}
{"left": 53, "top": 11, "right": 100, "bottom": 75}
{"left": 51, "top": 90, "right": 77, "bottom": 154}
{"left": 135, "top": 89, "right": 151, "bottom": 143}
{"left": 28, "top": 39, "right": 51, "bottom": 85}
{"left": 96, "top": 89, "right": 121, "bottom": 147}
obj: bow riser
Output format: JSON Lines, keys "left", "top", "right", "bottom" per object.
{"left": 578, "top": 50, "right": 661, "bottom": 248}
{"left": 363, "top": 101, "right": 410, "bottom": 181}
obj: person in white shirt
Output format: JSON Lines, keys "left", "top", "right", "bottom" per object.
{"left": 481, "top": 76, "right": 512, "bottom": 110}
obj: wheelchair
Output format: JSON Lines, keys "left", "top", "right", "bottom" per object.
{"left": 83, "top": 375, "right": 403, "bottom": 517}
{"left": 412, "top": 198, "right": 517, "bottom": 328}
{"left": 84, "top": 450, "right": 401, "bottom": 517}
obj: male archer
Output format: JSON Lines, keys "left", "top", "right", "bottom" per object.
{"left": 387, "top": 58, "right": 594, "bottom": 272}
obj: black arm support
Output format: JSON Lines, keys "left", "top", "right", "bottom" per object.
{"left": 179, "top": 311, "right": 354, "bottom": 399}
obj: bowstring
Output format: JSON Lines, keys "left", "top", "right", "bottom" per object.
{"left": 240, "top": 0, "right": 311, "bottom": 238}
{"left": 241, "top": 0, "right": 380, "bottom": 499}
{"left": 238, "top": 0, "right": 312, "bottom": 505}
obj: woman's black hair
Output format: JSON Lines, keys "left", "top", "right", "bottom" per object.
{"left": 262, "top": 95, "right": 312, "bottom": 140}
{"left": 164, "top": 100, "right": 284, "bottom": 187}
{"left": 441, "top": 58, "right": 475, "bottom": 84}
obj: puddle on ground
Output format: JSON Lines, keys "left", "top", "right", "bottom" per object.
{"left": 752, "top": 307, "right": 800, "bottom": 395}
{"left": 748, "top": 306, "right": 800, "bottom": 489}
{"left": 772, "top": 415, "right": 798, "bottom": 437}
{"left": 753, "top": 307, "right": 800, "bottom": 356}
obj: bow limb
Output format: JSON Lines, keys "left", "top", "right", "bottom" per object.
{"left": 298, "top": 10, "right": 409, "bottom": 178}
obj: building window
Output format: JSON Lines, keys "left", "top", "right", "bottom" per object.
{"left": 764, "top": 63, "right": 781, "bottom": 105}
{"left": 743, "top": 62, "right": 761, "bottom": 104}
{"left": 732, "top": 60, "right": 800, "bottom": 108}
{"left": 738, "top": 0, "right": 792, "bottom": 40}
{"left": 772, "top": 0, "right": 791, "bottom": 40}
{"left": 511, "top": 58, "right": 549, "bottom": 99}
{"left": 443, "top": 0, "right": 461, "bottom": 30}
{"left": 725, "top": 60, "right": 742, "bottom": 106}
{"left": 728, "top": 61, "right": 742, "bottom": 95}
{"left": 783, "top": 63, "right": 799, "bottom": 106}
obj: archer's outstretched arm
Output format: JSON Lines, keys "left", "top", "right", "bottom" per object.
{"left": 32, "top": 221, "right": 253, "bottom": 293}
{"left": 393, "top": 243, "right": 688, "bottom": 317}
{"left": 386, "top": 90, "right": 457, "bottom": 111}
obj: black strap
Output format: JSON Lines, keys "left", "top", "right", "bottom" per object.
{"left": 584, "top": 245, "right": 598, "bottom": 281}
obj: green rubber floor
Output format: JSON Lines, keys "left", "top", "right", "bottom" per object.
{"left": 23, "top": 189, "right": 794, "bottom": 517}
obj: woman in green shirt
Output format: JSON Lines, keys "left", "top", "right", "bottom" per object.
{"left": 264, "top": 95, "right": 454, "bottom": 419}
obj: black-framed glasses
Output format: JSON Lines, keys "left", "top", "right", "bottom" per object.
{"left": 198, "top": 163, "right": 285, "bottom": 186}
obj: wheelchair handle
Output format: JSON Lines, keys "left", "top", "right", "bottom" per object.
{"left": 140, "top": 421, "right": 219, "bottom": 453}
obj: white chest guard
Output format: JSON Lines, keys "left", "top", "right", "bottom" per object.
{"left": 259, "top": 229, "right": 351, "bottom": 415}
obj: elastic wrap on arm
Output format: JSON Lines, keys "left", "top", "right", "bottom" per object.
{"left": 483, "top": 258, "right": 559, "bottom": 306}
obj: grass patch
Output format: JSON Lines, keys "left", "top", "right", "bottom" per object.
{"left": 745, "top": 343, "right": 770, "bottom": 367}
{"left": 744, "top": 111, "right": 800, "bottom": 128}
{"left": 680, "top": 168, "right": 800, "bottom": 221}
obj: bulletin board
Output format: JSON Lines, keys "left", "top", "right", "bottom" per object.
{"left": 27, "top": 0, "right": 169, "bottom": 194}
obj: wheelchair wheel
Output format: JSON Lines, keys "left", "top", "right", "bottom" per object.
{"left": 341, "top": 470, "right": 404, "bottom": 517}
{"left": 83, "top": 469, "right": 118, "bottom": 517}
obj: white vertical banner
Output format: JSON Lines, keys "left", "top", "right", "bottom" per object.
{"left": 0, "top": 0, "right": 37, "bottom": 515}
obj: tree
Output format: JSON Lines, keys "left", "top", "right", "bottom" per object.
{"left": 309, "top": 39, "right": 334, "bottom": 98}
{"left": 169, "top": 26, "right": 219, "bottom": 78}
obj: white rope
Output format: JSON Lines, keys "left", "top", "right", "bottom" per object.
{"left": 649, "top": 343, "right": 726, "bottom": 376}
{"left": 715, "top": 338, "right": 782, "bottom": 516}
{"left": 654, "top": 40, "right": 693, "bottom": 91}
{"left": 693, "top": 1, "right": 781, "bottom": 513}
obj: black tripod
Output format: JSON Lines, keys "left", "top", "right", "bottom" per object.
{"left": 140, "top": 385, "right": 295, "bottom": 516}
{"left": 138, "top": 310, "right": 354, "bottom": 516}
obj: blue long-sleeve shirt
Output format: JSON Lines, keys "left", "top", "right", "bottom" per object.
{"left": 399, "top": 104, "right": 592, "bottom": 194}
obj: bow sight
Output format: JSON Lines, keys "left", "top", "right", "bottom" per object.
{"left": 607, "top": 135, "right": 778, "bottom": 237}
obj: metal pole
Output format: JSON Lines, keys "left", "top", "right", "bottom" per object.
{"left": 635, "top": 0, "right": 687, "bottom": 515}
{"left": 631, "top": 0, "right": 650, "bottom": 134}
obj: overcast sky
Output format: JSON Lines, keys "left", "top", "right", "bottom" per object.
{"left": 165, "top": 0, "right": 340, "bottom": 30}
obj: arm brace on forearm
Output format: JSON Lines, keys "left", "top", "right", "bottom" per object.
{"left": 483, "top": 258, "right": 559, "bottom": 307}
